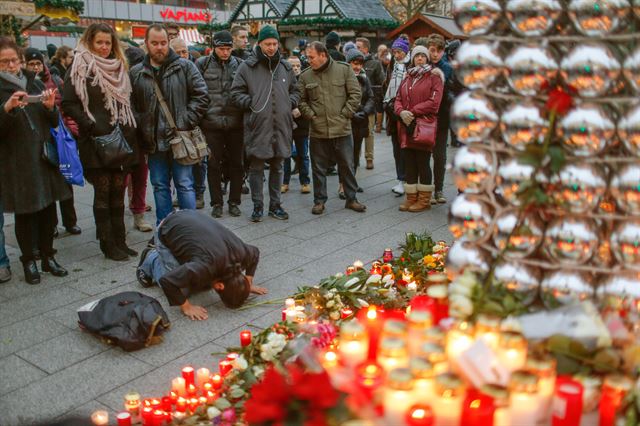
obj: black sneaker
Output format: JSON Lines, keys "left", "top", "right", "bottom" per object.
{"left": 268, "top": 206, "right": 289, "bottom": 220}
{"left": 211, "top": 204, "right": 223, "bottom": 218}
{"left": 251, "top": 207, "right": 263, "bottom": 223}
{"left": 136, "top": 247, "right": 154, "bottom": 288}
{"left": 228, "top": 203, "right": 242, "bottom": 217}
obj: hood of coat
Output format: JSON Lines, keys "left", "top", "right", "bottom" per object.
{"left": 245, "top": 47, "right": 292, "bottom": 72}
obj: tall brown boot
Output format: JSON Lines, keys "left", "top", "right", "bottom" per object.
{"left": 375, "top": 112, "right": 383, "bottom": 133}
{"left": 399, "top": 184, "right": 418, "bottom": 211}
{"left": 409, "top": 184, "right": 434, "bottom": 212}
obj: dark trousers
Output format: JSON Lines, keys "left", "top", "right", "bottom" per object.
{"left": 389, "top": 117, "right": 405, "bottom": 181}
{"left": 352, "top": 126, "right": 368, "bottom": 174}
{"left": 193, "top": 157, "right": 207, "bottom": 198}
{"left": 54, "top": 185, "right": 77, "bottom": 229}
{"left": 205, "top": 128, "right": 244, "bottom": 206}
{"left": 427, "top": 113, "right": 449, "bottom": 191}
{"left": 85, "top": 169, "right": 127, "bottom": 242}
{"left": 310, "top": 135, "right": 359, "bottom": 204}
{"left": 15, "top": 203, "right": 56, "bottom": 262}
{"left": 403, "top": 148, "right": 429, "bottom": 184}
{"left": 248, "top": 157, "right": 283, "bottom": 210}
{"left": 284, "top": 134, "right": 310, "bottom": 185}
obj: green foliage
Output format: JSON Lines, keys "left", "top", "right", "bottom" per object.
{"left": 198, "top": 22, "right": 229, "bottom": 34}
{"left": 34, "top": 0, "right": 85, "bottom": 14}
{"left": 546, "top": 335, "right": 622, "bottom": 375}
{"left": 0, "top": 16, "right": 23, "bottom": 46}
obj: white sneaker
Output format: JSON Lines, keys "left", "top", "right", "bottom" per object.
{"left": 391, "top": 181, "right": 405, "bottom": 196}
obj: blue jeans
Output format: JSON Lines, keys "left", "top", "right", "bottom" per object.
{"left": 0, "top": 198, "right": 9, "bottom": 268}
{"left": 283, "top": 135, "right": 310, "bottom": 185}
{"left": 139, "top": 227, "right": 180, "bottom": 284}
{"left": 193, "top": 157, "right": 207, "bottom": 197}
{"left": 148, "top": 151, "right": 196, "bottom": 225}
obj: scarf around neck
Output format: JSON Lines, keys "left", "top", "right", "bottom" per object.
{"left": 407, "top": 63, "right": 434, "bottom": 78}
{"left": 69, "top": 42, "right": 136, "bottom": 128}
{"left": 0, "top": 70, "right": 27, "bottom": 91}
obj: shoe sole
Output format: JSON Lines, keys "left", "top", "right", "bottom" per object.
{"left": 268, "top": 213, "right": 289, "bottom": 220}
{"left": 251, "top": 217, "right": 263, "bottom": 223}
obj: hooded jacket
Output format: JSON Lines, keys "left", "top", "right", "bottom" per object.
{"left": 230, "top": 46, "right": 299, "bottom": 160}
{"left": 129, "top": 50, "right": 209, "bottom": 153}
{"left": 196, "top": 52, "right": 243, "bottom": 130}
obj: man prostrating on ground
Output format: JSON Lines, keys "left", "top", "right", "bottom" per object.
{"left": 137, "top": 210, "right": 267, "bottom": 320}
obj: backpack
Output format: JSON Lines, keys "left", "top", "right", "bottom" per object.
{"left": 77, "top": 292, "right": 171, "bottom": 351}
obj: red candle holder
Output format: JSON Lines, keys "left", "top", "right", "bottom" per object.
{"left": 169, "top": 391, "right": 178, "bottom": 404}
{"left": 382, "top": 248, "right": 394, "bottom": 263}
{"left": 240, "top": 330, "right": 252, "bottom": 347}
{"left": 405, "top": 404, "right": 434, "bottom": 426}
{"left": 598, "top": 376, "right": 632, "bottom": 426}
{"left": 219, "top": 359, "right": 232, "bottom": 376}
{"left": 341, "top": 308, "right": 354, "bottom": 319}
{"left": 346, "top": 266, "right": 356, "bottom": 275}
{"left": 211, "top": 374, "right": 223, "bottom": 390}
{"left": 188, "top": 397, "right": 200, "bottom": 412}
{"left": 552, "top": 376, "right": 583, "bottom": 426}
{"left": 116, "top": 412, "right": 132, "bottom": 426}
{"left": 206, "top": 390, "right": 217, "bottom": 404}
{"left": 357, "top": 305, "right": 384, "bottom": 360}
{"left": 227, "top": 352, "right": 239, "bottom": 362}
{"left": 461, "top": 390, "right": 494, "bottom": 426}
{"left": 141, "top": 406, "right": 154, "bottom": 425}
{"left": 181, "top": 366, "right": 195, "bottom": 387}
{"left": 152, "top": 410, "right": 165, "bottom": 426}
{"left": 186, "top": 383, "right": 197, "bottom": 397}
{"left": 161, "top": 396, "right": 172, "bottom": 412}
{"left": 175, "top": 397, "right": 187, "bottom": 413}
{"left": 355, "top": 362, "right": 384, "bottom": 400}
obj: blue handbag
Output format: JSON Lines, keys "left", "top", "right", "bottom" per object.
{"left": 51, "top": 115, "right": 84, "bottom": 186}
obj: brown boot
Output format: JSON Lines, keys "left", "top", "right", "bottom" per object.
{"left": 399, "top": 184, "right": 418, "bottom": 211}
{"left": 409, "top": 184, "right": 434, "bottom": 212}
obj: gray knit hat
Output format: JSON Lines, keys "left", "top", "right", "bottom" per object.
{"left": 346, "top": 48, "right": 364, "bottom": 63}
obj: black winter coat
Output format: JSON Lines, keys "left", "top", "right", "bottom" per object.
{"left": 293, "top": 75, "right": 310, "bottom": 138}
{"left": 363, "top": 54, "right": 386, "bottom": 101}
{"left": 352, "top": 72, "right": 375, "bottom": 134}
{"left": 0, "top": 71, "right": 71, "bottom": 214}
{"left": 49, "top": 60, "right": 67, "bottom": 79}
{"left": 328, "top": 47, "right": 345, "bottom": 62}
{"left": 61, "top": 72, "right": 139, "bottom": 171}
{"left": 129, "top": 51, "right": 209, "bottom": 153}
{"left": 196, "top": 53, "right": 243, "bottom": 130}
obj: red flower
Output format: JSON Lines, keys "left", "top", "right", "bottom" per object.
{"left": 244, "top": 366, "right": 290, "bottom": 424}
{"left": 545, "top": 86, "right": 575, "bottom": 116}
{"left": 289, "top": 365, "right": 340, "bottom": 409}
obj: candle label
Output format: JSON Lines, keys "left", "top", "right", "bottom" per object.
{"left": 552, "top": 395, "right": 567, "bottom": 419}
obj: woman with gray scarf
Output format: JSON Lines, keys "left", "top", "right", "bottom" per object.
{"left": 0, "top": 37, "right": 71, "bottom": 284}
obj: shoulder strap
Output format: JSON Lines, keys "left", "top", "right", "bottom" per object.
{"left": 152, "top": 79, "right": 177, "bottom": 131}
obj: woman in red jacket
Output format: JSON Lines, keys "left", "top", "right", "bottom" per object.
{"left": 394, "top": 45, "right": 444, "bottom": 212}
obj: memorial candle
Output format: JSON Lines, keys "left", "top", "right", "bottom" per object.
{"left": 206, "top": 390, "right": 217, "bottom": 404}
{"left": 240, "top": 330, "right": 252, "bottom": 347}
{"left": 551, "top": 376, "right": 583, "bottom": 426}
{"left": 161, "top": 396, "right": 172, "bottom": 412}
{"left": 508, "top": 371, "right": 539, "bottom": 425}
{"left": 124, "top": 392, "right": 141, "bottom": 416}
{"left": 378, "top": 337, "right": 409, "bottom": 373}
{"left": 383, "top": 368, "right": 416, "bottom": 425}
{"left": 383, "top": 248, "right": 394, "bottom": 263}
{"left": 152, "top": 410, "right": 165, "bottom": 426}
{"left": 169, "top": 391, "right": 178, "bottom": 403}
{"left": 432, "top": 373, "right": 465, "bottom": 426}
{"left": 219, "top": 359, "right": 232, "bottom": 376}
{"left": 187, "top": 383, "right": 197, "bottom": 397}
{"left": 417, "top": 342, "right": 448, "bottom": 375}
{"left": 360, "top": 305, "right": 383, "bottom": 360}
{"left": 461, "top": 390, "right": 494, "bottom": 426}
{"left": 175, "top": 397, "right": 187, "bottom": 412}
{"left": 181, "top": 366, "right": 195, "bottom": 387}
{"left": 91, "top": 410, "right": 109, "bottom": 426}
{"left": 196, "top": 367, "right": 210, "bottom": 390}
{"left": 407, "top": 310, "right": 432, "bottom": 356}
{"left": 474, "top": 315, "right": 501, "bottom": 350}
{"left": 445, "top": 321, "right": 474, "bottom": 362}
{"left": 599, "top": 375, "right": 633, "bottom": 426}
{"left": 116, "top": 412, "right": 132, "bottom": 426}
{"left": 172, "top": 377, "right": 186, "bottom": 397}
{"left": 188, "top": 397, "right": 200, "bottom": 412}
{"left": 338, "top": 320, "right": 368, "bottom": 367}
{"left": 406, "top": 405, "right": 434, "bottom": 426}
{"left": 356, "top": 362, "right": 384, "bottom": 399}
{"left": 410, "top": 357, "right": 435, "bottom": 401}
{"left": 353, "top": 260, "right": 364, "bottom": 270}
{"left": 341, "top": 308, "right": 354, "bottom": 319}
{"left": 480, "top": 384, "right": 509, "bottom": 426}
{"left": 211, "top": 374, "right": 223, "bottom": 390}
{"left": 141, "top": 406, "right": 153, "bottom": 424}
{"left": 498, "top": 332, "right": 528, "bottom": 373}
{"left": 527, "top": 356, "right": 557, "bottom": 422}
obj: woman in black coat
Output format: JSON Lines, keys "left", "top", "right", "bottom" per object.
{"left": 62, "top": 23, "right": 139, "bottom": 261}
{"left": 0, "top": 37, "right": 71, "bottom": 284}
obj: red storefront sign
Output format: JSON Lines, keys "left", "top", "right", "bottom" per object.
{"left": 159, "top": 8, "right": 210, "bottom": 23}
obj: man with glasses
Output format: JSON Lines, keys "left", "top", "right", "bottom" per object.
{"left": 24, "top": 48, "right": 81, "bottom": 237}
{"left": 165, "top": 22, "right": 180, "bottom": 41}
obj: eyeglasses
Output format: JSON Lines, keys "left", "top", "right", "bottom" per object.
{"left": 26, "top": 61, "right": 43, "bottom": 69}
{"left": 175, "top": 49, "right": 188, "bottom": 55}
{"left": 0, "top": 58, "right": 21, "bottom": 66}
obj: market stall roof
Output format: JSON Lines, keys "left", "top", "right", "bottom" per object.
{"left": 282, "top": 0, "right": 394, "bottom": 21}
{"left": 386, "top": 12, "right": 466, "bottom": 41}
{"left": 180, "top": 28, "right": 205, "bottom": 45}
{"left": 229, "top": 0, "right": 295, "bottom": 23}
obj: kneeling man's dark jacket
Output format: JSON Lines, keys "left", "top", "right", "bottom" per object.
{"left": 158, "top": 210, "right": 259, "bottom": 305}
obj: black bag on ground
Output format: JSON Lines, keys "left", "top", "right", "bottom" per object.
{"left": 77, "top": 291, "right": 170, "bottom": 351}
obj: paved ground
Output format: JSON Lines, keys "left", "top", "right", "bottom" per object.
{"left": 0, "top": 133, "right": 456, "bottom": 425}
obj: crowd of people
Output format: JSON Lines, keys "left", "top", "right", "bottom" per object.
{"left": 0, "top": 23, "right": 462, "bottom": 288}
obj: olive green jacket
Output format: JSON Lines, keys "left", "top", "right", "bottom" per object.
{"left": 297, "top": 58, "right": 362, "bottom": 139}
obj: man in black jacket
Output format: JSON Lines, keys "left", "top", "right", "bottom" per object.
{"left": 197, "top": 31, "right": 244, "bottom": 218}
{"left": 325, "top": 31, "right": 345, "bottom": 62}
{"left": 231, "top": 25, "right": 251, "bottom": 60}
{"left": 137, "top": 210, "right": 266, "bottom": 321}
{"left": 130, "top": 24, "right": 209, "bottom": 225}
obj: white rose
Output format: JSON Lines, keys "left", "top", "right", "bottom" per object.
{"left": 382, "top": 274, "right": 394, "bottom": 283}
{"left": 260, "top": 351, "right": 271, "bottom": 361}
{"left": 330, "top": 311, "right": 340, "bottom": 320}
{"left": 326, "top": 300, "right": 336, "bottom": 308}
{"left": 232, "top": 355, "right": 248, "bottom": 371}
{"left": 449, "top": 294, "right": 473, "bottom": 317}
{"left": 455, "top": 271, "right": 479, "bottom": 289}
{"left": 253, "top": 365, "right": 265, "bottom": 378}
{"left": 345, "top": 277, "right": 360, "bottom": 288}
{"left": 449, "top": 282, "right": 473, "bottom": 297}
{"left": 325, "top": 292, "right": 334, "bottom": 300}
{"left": 335, "top": 272, "right": 344, "bottom": 278}
{"left": 366, "top": 274, "right": 382, "bottom": 284}
{"left": 207, "top": 407, "right": 222, "bottom": 420}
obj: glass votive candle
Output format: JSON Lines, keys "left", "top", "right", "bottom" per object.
{"left": 445, "top": 321, "right": 474, "bottom": 361}
{"left": 526, "top": 355, "right": 557, "bottom": 421}
{"left": 383, "top": 368, "right": 416, "bottom": 425}
{"left": 338, "top": 320, "right": 369, "bottom": 367}
{"left": 91, "top": 410, "right": 109, "bottom": 426}
{"left": 410, "top": 357, "right": 436, "bottom": 401}
{"left": 509, "top": 370, "right": 539, "bottom": 425}
{"left": 382, "top": 319, "right": 408, "bottom": 338}
{"left": 377, "top": 337, "right": 409, "bottom": 373}
{"left": 124, "top": 392, "right": 141, "bottom": 416}
{"left": 408, "top": 310, "right": 433, "bottom": 355}
{"left": 474, "top": 314, "right": 501, "bottom": 350}
{"left": 416, "top": 342, "right": 448, "bottom": 375}
{"left": 497, "top": 331, "right": 528, "bottom": 373}
{"left": 480, "top": 384, "right": 509, "bottom": 426}
{"left": 433, "top": 373, "right": 466, "bottom": 426}
{"left": 599, "top": 374, "right": 633, "bottom": 426}
{"left": 575, "top": 374, "right": 602, "bottom": 412}
{"left": 423, "top": 327, "right": 446, "bottom": 345}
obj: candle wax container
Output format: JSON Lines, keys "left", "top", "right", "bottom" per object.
{"left": 410, "top": 357, "right": 436, "bottom": 402}
{"left": 599, "top": 374, "right": 633, "bottom": 426}
{"left": 526, "top": 355, "right": 557, "bottom": 422}
{"left": 509, "top": 370, "right": 539, "bottom": 425}
{"left": 407, "top": 310, "right": 433, "bottom": 356}
{"left": 474, "top": 314, "right": 501, "bottom": 350}
{"left": 445, "top": 322, "right": 474, "bottom": 367}
{"left": 116, "top": 412, "right": 132, "bottom": 426}
{"left": 552, "top": 376, "right": 583, "bottom": 426}
{"left": 416, "top": 342, "right": 448, "bottom": 375}
{"left": 378, "top": 337, "right": 409, "bottom": 373}
{"left": 383, "top": 368, "right": 416, "bottom": 425}
{"left": 406, "top": 404, "right": 435, "bottom": 426}
{"left": 382, "top": 319, "right": 408, "bottom": 338}
{"left": 432, "top": 373, "right": 466, "bottom": 426}
{"left": 196, "top": 367, "right": 210, "bottom": 390}
{"left": 181, "top": 366, "right": 195, "bottom": 387}
{"left": 498, "top": 331, "right": 528, "bottom": 373}
{"left": 91, "top": 410, "right": 109, "bottom": 426}
{"left": 211, "top": 374, "right": 223, "bottom": 390}
{"left": 240, "top": 330, "right": 252, "bottom": 347}
{"left": 171, "top": 376, "right": 187, "bottom": 397}
{"left": 356, "top": 362, "right": 384, "bottom": 400}
{"left": 338, "top": 320, "right": 369, "bottom": 367}
{"left": 480, "top": 384, "right": 510, "bottom": 426}
{"left": 461, "top": 390, "right": 495, "bottom": 426}
{"left": 124, "top": 391, "right": 141, "bottom": 416}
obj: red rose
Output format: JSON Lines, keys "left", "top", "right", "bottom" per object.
{"left": 244, "top": 367, "right": 290, "bottom": 424}
{"left": 290, "top": 365, "right": 340, "bottom": 409}
{"left": 545, "top": 86, "right": 574, "bottom": 116}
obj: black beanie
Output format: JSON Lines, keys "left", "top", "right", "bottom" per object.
{"left": 325, "top": 31, "right": 340, "bottom": 48}
{"left": 24, "top": 48, "right": 45, "bottom": 65}
{"left": 46, "top": 44, "right": 57, "bottom": 60}
{"left": 213, "top": 30, "right": 233, "bottom": 47}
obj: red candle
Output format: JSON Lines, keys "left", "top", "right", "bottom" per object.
{"left": 219, "top": 359, "right": 232, "bottom": 376}
{"left": 206, "top": 390, "right": 217, "bottom": 404}
{"left": 355, "top": 362, "right": 384, "bottom": 400}
{"left": 181, "top": 366, "right": 195, "bottom": 387}
{"left": 461, "top": 390, "right": 494, "bottom": 426}
{"left": 188, "top": 397, "right": 200, "bottom": 412}
{"left": 203, "top": 382, "right": 213, "bottom": 394}
{"left": 186, "top": 383, "right": 197, "bottom": 397}
{"left": 341, "top": 308, "right": 354, "bottom": 319}
{"left": 152, "top": 410, "right": 165, "bottom": 426}
{"left": 227, "top": 352, "right": 239, "bottom": 361}
{"left": 405, "top": 404, "right": 434, "bottom": 426}
{"left": 552, "top": 376, "right": 583, "bottom": 426}
{"left": 346, "top": 266, "right": 356, "bottom": 275}
{"left": 161, "top": 396, "right": 172, "bottom": 412}
{"left": 240, "top": 330, "right": 252, "bottom": 347}
{"left": 358, "top": 305, "right": 383, "bottom": 360}
{"left": 599, "top": 376, "right": 633, "bottom": 426}
{"left": 150, "top": 398, "right": 161, "bottom": 409}
{"left": 211, "top": 374, "right": 223, "bottom": 389}
{"left": 175, "top": 397, "right": 187, "bottom": 413}
{"left": 281, "top": 309, "right": 287, "bottom": 321}
{"left": 169, "top": 391, "right": 178, "bottom": 403}
{"left": 141, "top": 406, "right": 154, "bottom": 426}
{"left": 382, "top": 248, "right": 394, "bottom": 263}
{"left": 116, "top": 412, "right": 132, "bottom": 426}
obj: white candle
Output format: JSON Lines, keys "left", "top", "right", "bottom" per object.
{"left": 285, "top": 298, "right": 295, "bottom": 308}
{"left": 196, "top": 367, "right": 210, "bottom": 390}
{"left": 407, "top": 311, "right": 432, "bottom": 357}
{"left": 432, "top": 373, "right": 465, "bottom": 426}
{"left": 445, "top": 322, "right": 474, "bottom": 368}
{"left": 91, "top": 410, "right": 109, "bottom": 426}
{"left": 498, "top": 332, "right": 528, "bottom": 373}
{"left": 383, "top": 368, "right": 415, "bottom": 426}
{"left": 527, "top": 356, "right": 557, "bottom": 422}
{"left": 378, "top": 337, "right": 409, "bottom": 373}
{"left": 339, "top": 340, "right": 367, "bottom": 367}
{"left": 172, "top": 376, "right": 187, "bottom": 397}
{"left": 508, "top": 371, "right": 539, "bottom": 425}
{"left": 410, "top": 358, "right": 435, "bottom": 403}
{"left": 480, "top": 384, "right": 510, "bottom": 426}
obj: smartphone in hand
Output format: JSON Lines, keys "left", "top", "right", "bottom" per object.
{"left": 19, "top": 94, "right": 43, "bottom": 103}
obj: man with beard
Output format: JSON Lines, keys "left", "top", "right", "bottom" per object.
{"left": 129, "top": 24, "right": 208, "bottom": 225}
{"left": 23, "top": 48, "right": 81, "bottom": 237}
{"left": 230, "top": 26, "right": 299, "bottom": 223}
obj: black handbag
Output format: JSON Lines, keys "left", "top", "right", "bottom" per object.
{"left": 93, "top": 125, "right": 133, "bottom": 167}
